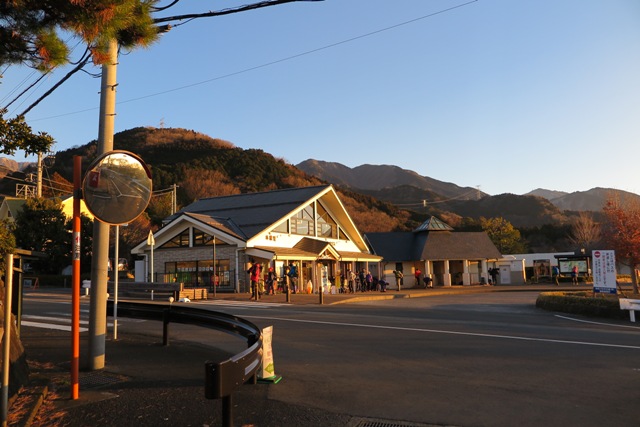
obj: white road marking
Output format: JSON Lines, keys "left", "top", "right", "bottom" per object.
{"left": 21, "top": 321, "right": 88, "bottom": 332}
{"left": 245, "top": 315, "right": 640, "bottom": 350}
{"left": 555, "top": 314, "right": 640, "bottom": 329}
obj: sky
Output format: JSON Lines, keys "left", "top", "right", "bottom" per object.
{"left": 2, "top": 0, "right": 639, "bottom": 197}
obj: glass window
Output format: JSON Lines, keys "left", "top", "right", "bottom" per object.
{"left": 273, "top": 220, "right": 288, "bottom": 233}
{"left": 290, "top": 204, "right": 315, "bottom": 236}
{"left": 161, "top": 229, "right": 190, "bottom": 248}
{"left": 317, "top": 204, "right": 337, "bottom": 238}
{"left": 193, "top": 230, "right": 227, "bottom": 246}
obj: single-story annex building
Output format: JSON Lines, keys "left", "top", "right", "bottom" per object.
{"left": 365, "top": 216, "right": 502, "bottom": 287}
{"left": 131, "top": 185, "right": 381, "bottom": 293}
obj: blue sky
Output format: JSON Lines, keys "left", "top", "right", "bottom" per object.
{"left": 2, "top": 0, "right": 639, "bottom": 196}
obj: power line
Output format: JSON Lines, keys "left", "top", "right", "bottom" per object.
{"left": 394, "top": 187, "right": 482, "bottom": 207}
{"left": 24, "top": 0, "right": 478, "bottom": 122}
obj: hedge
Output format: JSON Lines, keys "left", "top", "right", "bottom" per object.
{"left": 535, "top": 291, "right": 631, "bottom": 319}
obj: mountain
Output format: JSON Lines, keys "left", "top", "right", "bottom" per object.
{"left": 32, "top": 127, "right": 411, "bottom": 232}
{"left": 0, "top": 158, "right": 19, "bottom": 178}
{"left": 527, "top": 187, "right": 640, "bottom": 212}
{"left": 3, "top": 127, "right": 637, "bottom": 235}
{"left": 526, "top": 188, "right": 568, "bottom": 200}
{"left": 296, "top": 159, "right": 485, "bottom": 200}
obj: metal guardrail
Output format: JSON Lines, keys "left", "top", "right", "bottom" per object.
{"left": 106, "top": 301, "right": 262, "bottom": 427}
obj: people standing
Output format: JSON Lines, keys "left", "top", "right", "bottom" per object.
{"left": 552, "top": 265, "right": 560, "bottom": 286}
{"left": 266, "top": 267, "right": 277, "bottom": 295}
{"left": 358, "top": 270, "right": 366, "bottom": 292}
{"left": 414, "top": 269, "right": 422, "bottom": 287}
{"left": 365, "top": 271, "right": 373, "bottom": 291}
{"left": 287, "top": 261, "right": 299, "bottom": 293}
{"left": 247, "top": 259, "right": 262, "bottom": 300}
{"left": 489, "top": 267, "right": 499, "bottom": 285}
{"left": 348, "top": 269, "right": 356, "bottom": 293}
{"left": 571, "top": 265, "right": 579, "bottom": 285}
{"left": 393, "top": 269, "right": 403, "bottom": 291}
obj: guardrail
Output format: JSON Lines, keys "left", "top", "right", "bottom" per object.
{"left": 107, "top": 301, "right": 262, "bottom": 427}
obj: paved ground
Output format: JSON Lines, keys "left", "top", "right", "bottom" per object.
{"left": 9, "top": 283, "right": 633, "bottom": 426}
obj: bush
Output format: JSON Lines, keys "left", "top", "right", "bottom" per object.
{"left": 536, "top": 291, "right": 630, "bottom": 319}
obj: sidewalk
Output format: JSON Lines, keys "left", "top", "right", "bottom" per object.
{"left": 9, "top": 283, "right": 618, "bottom": 426}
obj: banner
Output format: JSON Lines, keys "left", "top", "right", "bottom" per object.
{"left": 592, "top": 250, "right": 617, "bottom": 294}
{"left": 260, "top": 325, "right": 275, "bottom": 379}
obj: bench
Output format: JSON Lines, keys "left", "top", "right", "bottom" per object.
{"left": 619, "top": 298, "right": 640, "bottom": 322}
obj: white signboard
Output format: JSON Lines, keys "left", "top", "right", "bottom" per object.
{"left": 592, "top": 250, "right": 617, "bottom": 294}
{"left": 260, "top": 325, "right": 276, "bottom": 379}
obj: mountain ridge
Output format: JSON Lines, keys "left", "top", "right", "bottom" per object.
{"left": 296, "top": 159, "right": 639, "bottom": 213}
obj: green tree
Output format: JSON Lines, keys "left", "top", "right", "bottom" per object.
{"left": 480, "top": 217, "right": 527, "bottom": 254}
{"left": 0, "top": 112, "right": 55, "bottom": 156}
{"left": 14, "top": 198, "right": 70, "bottom": 274}
{"left": 0, "top": 219, "right": 16, "bottom": 273}
{"left": 1, "top": 0, "right": 159, "bottom": 71}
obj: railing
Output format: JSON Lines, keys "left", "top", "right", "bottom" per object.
{"left": 107, "top": 301, "right": 262, "bottom": 427}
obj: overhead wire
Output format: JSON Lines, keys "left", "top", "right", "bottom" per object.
{"left": 24, "top": 0, "right": 479, "bottom": 122}
{"left": 394, "top": 187, "right": 483, "bottom": 207}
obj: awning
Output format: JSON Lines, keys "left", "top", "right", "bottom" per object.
{"left": 253, "top": 243, "right": 382, "bottom": 263}
{"left": 245, "top": 247, "right": 275, "bottom": 261}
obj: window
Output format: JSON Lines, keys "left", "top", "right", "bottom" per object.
{"left": 317, "top": 204, "right": 337, "bottom": 238}
{"left": 273, "top": 220, "right": 288, "bottom": 233}
{"left": 290, "top": 205, "right": 315, "bottom": 236}
{"left": 193, "top": 230, "right": 226, "bottom": 246}
{"left": 161, "top": 229, "right": 190, "bottom": 248}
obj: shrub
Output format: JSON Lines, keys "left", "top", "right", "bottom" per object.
{"left": 536, "top": 291, "right": 629, "bottom": 319}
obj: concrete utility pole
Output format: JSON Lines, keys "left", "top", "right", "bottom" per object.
{"left": 36, "top": 152, "right": 42, "bottom": 197}
{"left": 88, "top": 39, "right": 117, "bottom": 370}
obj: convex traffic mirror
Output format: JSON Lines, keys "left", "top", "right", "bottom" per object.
{"left": 82, "top": 150, "right": 152, "bottom": 225}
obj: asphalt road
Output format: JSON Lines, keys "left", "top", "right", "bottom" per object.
{"left": 22, "top": 290, "right": 640, "bottom": 427}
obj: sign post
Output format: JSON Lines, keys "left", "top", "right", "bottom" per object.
{"left": 147, "top": 231, "right": 155, "bottom": 283}
{"left": 592, "top": 250, "right": 617, "bottom": 294}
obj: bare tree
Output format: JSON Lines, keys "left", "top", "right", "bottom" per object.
{"left": 568, "top": 212, "right": 601, "bottom": 252}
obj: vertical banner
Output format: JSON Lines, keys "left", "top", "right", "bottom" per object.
{"left": 261, "top": 325, "right": 275, "bottom": 379}
{"left": 592, "top": 250, "right": 617, "bottom": 294}
{"left": 259, "top": 325, "right": 281, "bottom": 383}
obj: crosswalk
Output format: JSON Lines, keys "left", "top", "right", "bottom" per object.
{"left": 21, "top": 310, "right": 145, "bottom": 332}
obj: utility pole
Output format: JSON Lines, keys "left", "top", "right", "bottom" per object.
{"left": 36, "top": 152, "right": 42, "bottom": 197}
{"left": 88, "top": 39, "right": 117, "bottom": 370}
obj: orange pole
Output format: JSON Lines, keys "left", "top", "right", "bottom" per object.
{"left": 71, "top": 156, "right": 82, "bottom": 399}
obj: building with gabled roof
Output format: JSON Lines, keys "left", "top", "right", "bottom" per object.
{"left": 132, "top": 185, "right": 381, "bottom": 293}
{"left": 0, "top": 195, "right": 93, "bottom": 222}
{"left": 365, "top": 216, "right": 502, "bottom": 288}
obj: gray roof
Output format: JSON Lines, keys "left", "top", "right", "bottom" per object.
{"left": 182, "top": 212, "right": 246, "bottom": 240}
{"left": 413, "top": 216, "right": 454, "bottom": 232}
{"left": 172, "top": 185, "right": 332, "bottom": 239}
{"left": 365, "top": 231, "right": 502, "bottom": 262}
{"left": 420, "top": 232, "right": 502, "bottom": 260}
{"left": 365, "top": 232, "right": 416, "bottom": 261}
